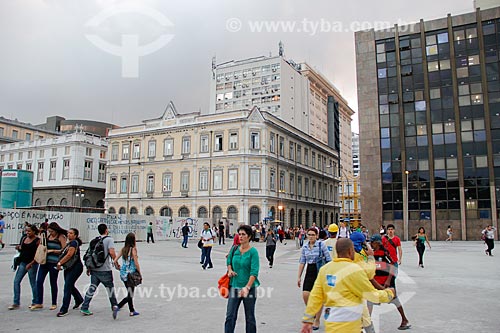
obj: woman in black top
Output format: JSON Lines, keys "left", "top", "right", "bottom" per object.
{"left": 9, "top": 224, "right": 40, "bottom": 310}
{"left": 56, "top": 228, "right": 84, "bottom": 317}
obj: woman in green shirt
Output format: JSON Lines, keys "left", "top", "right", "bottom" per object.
{"left": 225, "top": 224, "right": 260, "bottom": 333}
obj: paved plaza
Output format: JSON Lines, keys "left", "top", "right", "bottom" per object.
{"left": 0, "top": 238, "right": 498, "bottom": 332}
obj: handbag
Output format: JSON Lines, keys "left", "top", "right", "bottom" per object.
{"left": 127, "top": 271, "right": 142, "bottom": 287}
{"left": 316, "top": 241, "right": 326, "bottom": 271}
{"left": 58, "top": 243, "right": 79, "bottom": 270}
{"left": 34, "top": 233, "right": 47, "bottom": 265}
{"left": 197, "top": 239, "right": 203, "bottom": 249}
{"left": 218, "top": 245, "right": 238, "bottom": 298}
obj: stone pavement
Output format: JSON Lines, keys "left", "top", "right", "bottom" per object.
{"left": 0, "top": 238, "right": 498, "bottom": 332}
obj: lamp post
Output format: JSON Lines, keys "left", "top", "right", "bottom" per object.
{"left": 340, "top": 168, "right": 351, "bottom": 230}
{"left": 404, "top": 170, "right": 410, "bottom": 241}
{"left": 278, "top": 204, "right": 283, "bottom": 222}
{"left": 76, "top": 189, "right": 85, "bottom": 212}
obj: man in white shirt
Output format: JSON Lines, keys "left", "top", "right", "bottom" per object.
{"left": 337, "top": 222, "right": 350, "bottom": 239}
{"left": 200, "top": 222, "right": 215, "bottom": 269}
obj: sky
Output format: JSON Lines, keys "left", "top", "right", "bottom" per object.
{"left": 0, "top": 0, "right": 474, "bottom": 132}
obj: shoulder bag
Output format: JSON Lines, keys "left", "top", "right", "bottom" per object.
{"left": 58, "top": 242, "right": 79, "bottom": 270}
{"left": 316, "top": 241, "right": 327, "bottom": 271}
{"left": 125, "top": 248, "right": 142, "bottom": 287}
{"left": 218, "top": 245, "right": 238, "bottom": 298}
{"left": 34, "top": 232, "right": 47, "bottom": 265}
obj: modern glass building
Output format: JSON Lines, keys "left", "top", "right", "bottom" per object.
{"left": 355, "top": 6, "right": 500, "bottom": 240}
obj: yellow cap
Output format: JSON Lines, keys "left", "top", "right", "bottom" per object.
{"left": 328, "top": 223, "right": 339, "bottom": 233}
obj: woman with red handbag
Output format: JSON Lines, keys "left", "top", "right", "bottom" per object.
{"left": 224, "top": 225, "right": 260, "bottom": 333}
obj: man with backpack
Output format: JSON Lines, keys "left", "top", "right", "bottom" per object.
{"left": 200, "top": 222, "right": 215, "bottom": 269}
{"left": 81, "top": 224, "right": 120, "bottom": 319}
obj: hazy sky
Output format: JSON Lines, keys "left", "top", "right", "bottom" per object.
{"left": 0, "top": 0, "right": 473, "bottom": 132}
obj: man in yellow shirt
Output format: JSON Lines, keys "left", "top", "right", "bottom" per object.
{"left": 301, "top": 239, "right": 395, "bottom": 333}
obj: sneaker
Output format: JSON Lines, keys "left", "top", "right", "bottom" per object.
{"left": 207, "top": 265, "right": 213, "bottom": 269}
{"left": 73, "top": 301, "right": 83, "bottom": 310}
{"left": 57, "top": 311, "right": 68, "bottom": 317}
{"left": 80, "top": 309, "right": 93, "bottom": 316}
{"left": 8, "top": 304, "right": 20, "bottom": 310}
{"left": 1, "top": 243, "right": 4, "bottom": 248}
{"left": 112, "top": 305, "right": 119, "bottom": 320}
{"left": 129, "top": 311, "right": 140, "bottom": 317}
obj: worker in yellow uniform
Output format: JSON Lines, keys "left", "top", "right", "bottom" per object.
{"left": 301, "top": 239, "right": 395, "bottom": 333}
{"left": 324, "top": 224, "right": 338, "bottom": 259}
{"left": 351, "top": 232, "right": 377, "bottom": 333}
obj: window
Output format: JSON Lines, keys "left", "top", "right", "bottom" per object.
{"left": 100, "top": 150, "right": 106, "bottom": 159}
{"left": 199, "top": 171, "right": 208, "bottom": 191}
{"left": 37, "top": 162, "right": 44, "bottom": 181}
{"left": 228, "top": 169, "right": 238, "bottom": 189}
{"left": 25, "top": 133, "right": 31, "bottom": 141}
{"left": 214, "top": 170, "right": 223, "bottom": 190}
{"left": 250, "top": 132, "right": 260, "bottom": 149}
{"left": 63, "top": 160, "right": 70, "bottom": 179}
{"left": 84, "top": 161, "right": 92, "bottom": 180}
{"left": 28, "top": 151, "right": 32, "bottom": 159}
{"left": 111, "top": 144, "right": 118, "bottom": 160}
{"left": 290, "top": 174, "right": 295, "bottom": 194}
{"left": 49, "top": 161, "right": 56, "bottom": 180}
{"left": 26, "top": 162, "right": 32, "bottom": 171}
{"left": 120, "top": 176, "right": 127, "bottom": 193}
{"left": 85, "top": 147, "right": 92, "bottom": 156}
{"left": 162, "top": 173, "right": 172, "bottom": 192}
{"left": 270, "top": 170, "right": 276, "bottom": 191}
{"left": 18, "top": 152, "right": 23, "bottom": 160}
{"left": 200, "top": 135, "right": 209, "bottom": 153}
{"left": 98, "top": 163, "right": 106, "bottom": 182}
{"left": 181, "top": 172, "right": 189, "bottom": 192}
{"left": 297, "top": 145, "right": 302, "bottom": 163}
{"left": 215, "top": 134, "right": 223, "bottom": 151}
{"left": 39, "top": 149, "right": 44, "bottom": 158}
{"left": 122, "top": 143, "right": 130, "bottom": 160}
{"left": 147, "top": 174, "right": 155, "bottom": 193}
{"left": 110, "top": 176, "right": 117, "bottom": 193}
{"left": 131, "top": 175, "right": 139, "bottom": 193}
{"left": 229, "top": 132, "right": 238, "bottom": 150}
{"left": 0, "top": 127, "right": 3, "bottom": 136}
{"left": 305, "top": 178, "right": 310, "bottom": 197}
{"left": 148, "top": 140, "right": 156, "bottom": 158}
{"left": 182, "top": 137, "right": 191, "bottom": 154}
{"left": 133, "top": 143, "right": 140, "bottom": 159}
{"left": 312, "top": 152, "right": 316, "bottom": 168}
{"left": 279, "top": 171, "right": 285, "bottom": 192}
{"left": 164, "top": 138, "right": 174, "bottom": 156}
{"left": 297, "top": 176, "right": 302, "bottom": 196}
{"left": 12, "top": 130, "right": 18, "bottom": 139}
{"left": 279, "top": 137, "right": 284, "bottom": 157}
{"left": 250, "top": 169, "right": 260, "bottom": 189}
{"left": 270, "top": 133, "right": 275, "bottom": 153}
{"left": 289, "top": 142, "right": 295, "bottom": 160}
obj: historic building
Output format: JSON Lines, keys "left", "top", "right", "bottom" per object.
{"left": 105, "top": 103, "right": 340, "bottom": 227}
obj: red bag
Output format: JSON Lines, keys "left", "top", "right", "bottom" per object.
{"left": 218, "top": 273, "right": 230, "bottom": 298}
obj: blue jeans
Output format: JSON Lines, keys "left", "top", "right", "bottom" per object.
{"left": 60, "top": 262, "right": 84, "bottom": 312}
{"left": 224, "top": 287, "right": 257, "bottom": 333}
{"left": 13, "top": 262, "right": 39, "bottom": 306}
{"left": 201, "top": 246, "right": 213, "bottom": 268}
{"left": 182, "top": 235, "right": 189, "bottom": 247}
{"left": 81, "top": 270, "right": 118, "bottom": 311}
{"left": 36, "top": 262, "right": 59, "bottom": 305}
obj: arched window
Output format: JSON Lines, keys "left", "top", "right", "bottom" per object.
{"left": 269, "top": 206, "right": 276, "bottom": 220}
{"left": 325, "top": 213, "right": 328, "bottom": 225}
{"left": 130, "top": 207, "right": 138, "bottom": 214}
{"left": 298, "top": 209, "right": 303, "bottom": 226}
{"left": 47, "top": 198, "right": 54, "bottom": 205}
{"left": 249, "top": 206, "right": 260, "bottom": 225}
{"left": 305, "top": 210, "right": 310, "bottom": 228}
{"left": 227, "top": 206, "right": 238, "bottom": 221}
{"left": 108, "top": 207, "right": 116, "bottom": 214}
{"left": 145, "top": 206, "right": 154, "bottom": 216}
{"left": 160, "top": 206, "right": 172, "bottom": 216}
{"left": 82, "top": 199, "right": 91, "bottom": 208}
{"left": 290, "top": 208, "right": 295, "bottom": 227}
{"left": 319, "top": 211, "right": 323, "bottom": 226}
{"left": 34, "top": 198, "right": 41, "bottom": 206}
{"left": 212, "top": 206, "right": 222, "bottom": 224}
{"left": 198, "top": 206, "right": 208, "bottom": 218}
{"left": 179, "top": 206, "right": 190, "bottom": 217}
{"left": 119, "top": 207, "right": 126, "bottom": 214}
{"left": 313, "top": 211, "right": 317, "bottom": 223}
{"left": 96, "top": 200, "right": 104, "bottom": 208}
{"left": 60, "top": 198, "right": 68, "bottom": 206}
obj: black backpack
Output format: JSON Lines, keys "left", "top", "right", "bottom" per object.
{"left": 84, "top": 236, "right": 109, "bottom": 269}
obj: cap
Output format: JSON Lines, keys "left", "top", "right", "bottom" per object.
{"left": 370, "top": 234, "right": 382, "bottom": 243}
{"left": 328, "top": 223, "right": 339, "bottom": 233}
{"left": 350, "top": 232, "right": 366, "bottom": 252}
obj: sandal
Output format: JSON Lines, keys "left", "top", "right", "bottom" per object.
{"left": 50, "top": 305, "right": 57, "bottom": 310}
{"left": 398, "top": 323, "right": 412, "bottom": 330}
{"left": 312, "top": 326, "right": 319, "bottom": 331}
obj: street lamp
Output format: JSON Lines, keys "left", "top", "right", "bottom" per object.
{"left": 404, "top": 170, "right": 410, "bottom": 241}
{"left": 76, "top": 189, "right": 85, "bottom": 212}
{"left": 278, "top": 204, "right": 284, "bottom": 222}
{"left": 339, "top": 168, "right": 351, "bottom": 230}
